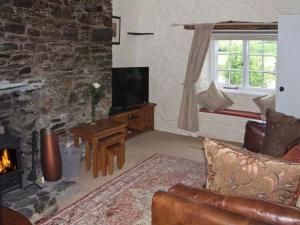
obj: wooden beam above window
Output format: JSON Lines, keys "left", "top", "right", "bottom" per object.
{"left": 183, "top": 21, "right": 278, "bottom": 31}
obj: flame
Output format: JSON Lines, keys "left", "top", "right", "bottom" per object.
{"left": 0, "top": 149, "right": 15, "bottom": 174}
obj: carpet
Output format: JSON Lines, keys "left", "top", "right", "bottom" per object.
{"left": 41, "top": 154, "right": 207, "bottom": 225}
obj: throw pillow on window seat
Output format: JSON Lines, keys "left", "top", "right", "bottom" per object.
{"left": 262, "top": 109, "right": 300, "bottom": 157}
{"left": 196, "top": 81, "right": 233, "bottom": 112}
{"left": 204, "top": 138, "right": 300, "bottom": 207}
{"left": 253, "top": 94, "right": 276, "bottom": 120}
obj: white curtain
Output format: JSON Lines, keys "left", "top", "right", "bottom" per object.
{"left": 177, "top": 24, "right": 215, "bottom": 132}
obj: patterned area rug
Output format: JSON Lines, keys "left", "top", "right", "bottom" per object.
{"left": 41, "top": 154, "right": 207, "bottom": 225}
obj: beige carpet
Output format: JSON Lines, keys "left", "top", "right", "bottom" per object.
{"left": 55, "top": 131, "right": 206, "bottom": 211}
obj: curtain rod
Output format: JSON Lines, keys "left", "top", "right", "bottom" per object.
{"left": 171, "top": 21, "right": 278, "bottom": 30}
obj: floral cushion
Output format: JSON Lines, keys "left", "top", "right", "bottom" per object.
{"left": 204, "top": 138, "right": 300, "bottom": 206}
{"left": 282, "top": 142, "right": 300, "bottom": 206}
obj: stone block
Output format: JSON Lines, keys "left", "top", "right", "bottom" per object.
{"left": 27, "top": 28, "right": 40, "bottom": 37}
{"left": 0, "top": 0, "right": 10, "bottom": 4}
{"left": 85, "top": 7, "right": 96, "bottom": 13}
{"left": 68, "top": 92, "right": 78, "bottom": 104}
{"left": 51, "top": 6, "right": 62, "bottom": 18}
{"left": 75, "top": 46, "right": 89, "bottom": 55}
{"left": 0, "top": 43, "right": 18, "bottom": 51}
{"left": 14, "top": 198, "right": 36, "bottom": 209}
{"left": 11, "top": 54, "right": 31, "bottom": 62}
{"left": 13, "top": 0, "right": 33, "bottom": 8}
{"left": 63, "top": 29, "right": 78, "bottom": 41}
{"left": 4, "top": 23, "right": 25, "bottom": 34}
{"left": 35, "top": 53, "right": 49, "bottom": 64}
{"left": 0, "top": 54, "right": 10, "bottom": 58}
{"left": 18, "top": 208, "right": 33, "bottom": 219}
{"left": 24, "top": 43, "right": 36, "bottom": 50}
{"left": 19, "top": 67, "right": 32, "bottom": 75}
{"left": 91, "top": 28, "right": 111, "bottom": 42}
{"left": 5, "top": 34, "right": 27, "bottom": 42}
{"left": 103, "top": 16, "right": 111, "bottom": 27}
{"left": 0, "top": 59, "right": 6, "bottom": 65}
{"left": 96, "top": 5, "right": 103, "bottom": 12}
{"left": 36, "top": 44, "right": 47, "bottom": 52}
{"left": 79, "top": 13, "right": 92, "bottom": 24}
{"left": 61, "top": 7, "right": 73, "bottom": 19}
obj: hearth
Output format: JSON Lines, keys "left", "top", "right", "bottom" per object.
{"left": 0, "top": 133, "right": 23, "bottom": 194}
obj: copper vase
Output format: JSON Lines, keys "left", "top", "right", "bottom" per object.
{"left": 40, "top": 128, "right": 62, "bottom": 181}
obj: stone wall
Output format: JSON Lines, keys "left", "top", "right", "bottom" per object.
{"left": 0, "top": 0, "right": 112, "bottom": 178}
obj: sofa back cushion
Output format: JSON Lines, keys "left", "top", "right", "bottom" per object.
{"left": 262, "top": 109, "right": 300, "bottom": 157}
{"left": 204, "top": 138, "right": 300, "bottom": 206}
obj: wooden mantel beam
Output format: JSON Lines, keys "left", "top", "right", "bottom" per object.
{"left": 184, "top": 22, "right": 278, "bottom": 31}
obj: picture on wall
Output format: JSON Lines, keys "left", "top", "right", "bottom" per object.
{"left": 112, "top": 16, "right": 121, "bottom": 45}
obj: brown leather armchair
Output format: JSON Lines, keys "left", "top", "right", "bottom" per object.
{"left": 152, "top": 184, "right": 300, "bottom": 225}
{"left": 243, "top": 120, "right": 300, "bottom": 154}
{"left": 243, "top": 120, "right": 266, "bottom": 153}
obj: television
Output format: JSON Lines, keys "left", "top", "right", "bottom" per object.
{"left": 110, "top": 67, "right": 149, "bottom": 115}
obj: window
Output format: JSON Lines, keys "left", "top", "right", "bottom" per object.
{"left": 212, "top": 39, "right": 277, "bottom": 90}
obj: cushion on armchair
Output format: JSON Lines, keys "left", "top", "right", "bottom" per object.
{"left": 262, "top": 109, "right": 300, "bottom": 157}
{"left": 204, "top": 138, "right": 300, "bottom": 206}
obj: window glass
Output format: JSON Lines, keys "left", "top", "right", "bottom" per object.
{"left": 214, "top": 39, "right": 277, "bottom": 90}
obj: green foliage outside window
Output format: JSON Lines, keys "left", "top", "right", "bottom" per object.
{"left": 216, "top": 40, "right": 277, "bottom": 89}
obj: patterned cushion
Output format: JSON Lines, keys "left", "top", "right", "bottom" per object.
{"left": 253, "top": 94, "right": 275, "bottom": 120}
{"left": 196, "top": 81, "right": 233, "bottom": 112}
{"left": 262, "top": 109, "right": 300, "bottom": 157}
{"left": 282, "top": 142, "right": 300, "bottom": 206}
{"left": 204, "top": 138, "right": 300, "bottom": 206}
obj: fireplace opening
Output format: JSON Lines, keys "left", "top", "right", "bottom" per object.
{"left": 0, "top": 148, "right": 17, "bottom": 175}
{"left": 0, "top": 132, "right": 23, "bottom": 194}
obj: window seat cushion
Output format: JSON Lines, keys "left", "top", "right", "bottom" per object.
{"left": 199, "top": 108, "right": 262, "bottom": 120}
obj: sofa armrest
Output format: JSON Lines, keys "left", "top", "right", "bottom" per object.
{"left": 169, "top": 184, "right": 300, "bottom": 225}
{"left": 243, "top": 121, "right": 266, "bottom": 153}
{"left": 152, "top": 191, "right": 269, "bottom": 225}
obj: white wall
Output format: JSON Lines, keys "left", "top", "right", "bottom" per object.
{"left": 112, "top": 0, "right": 138, "bottom": 67}
{"left": 113, "top": 0, "right": 300, "bottom": 142}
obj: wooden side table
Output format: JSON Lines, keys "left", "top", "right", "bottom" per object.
{"left": 70, "top": 119, "right": 127, "bottom": 177}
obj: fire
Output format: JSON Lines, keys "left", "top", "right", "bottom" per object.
{"left": 0, "top": 149, "right": 15, "bottom": 175}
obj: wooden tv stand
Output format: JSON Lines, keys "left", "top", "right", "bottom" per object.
{"left": 110, "top": 103, "right": 156, "bottom": 139}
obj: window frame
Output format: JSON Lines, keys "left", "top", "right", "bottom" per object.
{"left": 210, "top": 39, "right": 277, "bottom": 92}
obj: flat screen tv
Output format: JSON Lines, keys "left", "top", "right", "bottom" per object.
{"left": 110, "top": 67, "right": 149, "bottom": 115}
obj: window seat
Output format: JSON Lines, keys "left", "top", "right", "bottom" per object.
{"left": 199, "top": 108, "right": 262, "bottom": 120}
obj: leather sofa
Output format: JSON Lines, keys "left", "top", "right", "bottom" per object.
{"left": 152, "top": 183, "right": 300, "bottom": 225}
